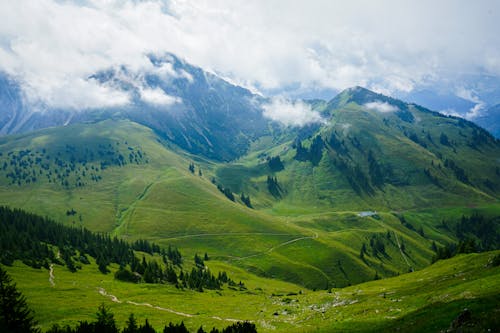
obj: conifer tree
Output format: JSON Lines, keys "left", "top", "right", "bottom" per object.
{"left": 0, "top": 266, "right": 40, "bottom": 333}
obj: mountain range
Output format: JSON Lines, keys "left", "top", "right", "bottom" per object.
{"left": 0, "top": 53, "right": 499, "bottom": 332}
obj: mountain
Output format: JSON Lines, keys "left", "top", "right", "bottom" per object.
{"left": 0, "top": 54, "right": 272, "bottom": 161}
{"left": 475, "top": 104, "right": 500, "bottom": 138}
{"left": 0, "top": 67, "right": 499, "bottom": 332}
{"left": 216, "top": 86, "right": 500, "bottom": 212}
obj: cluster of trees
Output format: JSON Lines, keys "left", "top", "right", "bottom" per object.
{"left": 188, "top": 163, "right": 202, "bottom": 176}
{"left": 0, "top": 206, "right": 177, "bottom": 275}
{"left": 267, "top": 156, "right": 284, "bottom": 172}
{"left": 47, "top": 305, "right": 257, "bottom": 333}
{"left": 405, "top": 131, "right": 428, "bottom": 149}
{"left": 330, "top": 156, "right": 372, "bottom": 195}
{"left": 443, "top": 158, "right": 469, "bottom": 184}
{"left": 266, "top": 176, "right": 281, "bottom": 198}
{"left": 211, "top": 179, "right": 252, "bottom": 209}
{"left": 0, "top": 206, "right": 243, "bottom": 292}
{"left": 0, "top": 142, "right": 147, "bottom": 188}
{"left": 240, "top": 193, "right": 252, "bottom": 208}
{"left": 216, "top": 184, "right": 235, "bottom": 202}
{"left": 115, "top": 253, "right": 240, "bottom": 292}
{"left": 360, "top": 233, "right": 391, "bottom": 260}
{"left": 293, "top": 135, "right": 324, "bottom": 166}
{"left": 434, "top": 213, "right": 499, "bottom": 262}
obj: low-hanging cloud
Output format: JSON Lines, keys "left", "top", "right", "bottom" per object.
{"left": 364, "top": 101, "right": 398, "bottom": 113}
{"left": 139, "top": 87, "right": 181, "bottom": 107}
{"left": 262, "top": 97, "right": 325, "bottom": 127}
{"left": 0, "top": 0, "right": 499, "bottom": 110}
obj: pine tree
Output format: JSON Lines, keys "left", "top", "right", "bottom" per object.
{"left": 123, "top": 313, "right": 138, "bottom": 333}
{"left": 94, "top": 303, "right": 118, "bottom": 333}
{"left": 0, "top": 266, "right": 40, "bottom": 333}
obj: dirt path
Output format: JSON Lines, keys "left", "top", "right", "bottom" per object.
{"left": 393, "top": 231, "right": 412, "bottom": 269}
{"left": 98, "top": 288, "right": 122, "bottom": 303}
{"left": 162, "top": 232, "right": 299, "bottom": 241}
{"left": 97, "top": 287, "right": 245, "bottom": 322}
{"left": 49, "top": 264, "right": 55, "bottom": 287}
{"left": 232, "top": 232, "right": 319, "bottom": 261}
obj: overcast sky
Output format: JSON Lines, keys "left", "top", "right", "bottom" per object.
{"left": 0, "top": 0, "right": 499, "bottom": 111}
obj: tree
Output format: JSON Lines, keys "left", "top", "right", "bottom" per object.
{"left": 123, "top": 313, "right": 139, "bottom": 333}
{"left": 0, "top": 266, "right": 40, "bottom": 333}
{"left": 94, "top": 303, "right": 118, "bottom": 333}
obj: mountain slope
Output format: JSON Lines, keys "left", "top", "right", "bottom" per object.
{"left": 0, "top": 53, "right": 272, "bottom": 161}
{"left": 218, "top": 86, "right": 500, "bottom": 212}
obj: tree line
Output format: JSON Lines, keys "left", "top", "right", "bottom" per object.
{"left": 0, "top": 206, "right": 242, "bottom": 292}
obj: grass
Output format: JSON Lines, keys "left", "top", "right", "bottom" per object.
{"left": 4, "top": 250, "right": 499, "bottom": 332}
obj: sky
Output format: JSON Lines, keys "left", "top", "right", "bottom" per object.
{"left": 0, "top": 0, "right": 499, "bottom": 117}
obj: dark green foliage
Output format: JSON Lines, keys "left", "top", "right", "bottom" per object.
{"left": 266, "top": 176, "right": 281, "bottom": 198}
{"left": 396, "top": 215, "right": 416, "bottom": 232}
{"left": 267, "top": 156, "right": 284, "bottom": 172}
{"left": 194, "top": 254, "right": 204, "bottom": 268}
{"left": 293, "top": 136, "right": 324, "bottom": 166}
{"left": 123, "top": 314, "right": 138, "bottom": 333}
{"left": 329, "top": 155, "right": 373, "bottom": 195}
{"left": 444, "top": 159, "right": 469, "bottom": 184}
{"left": 163, "top": 321, "right": 189, "bottom": 333}
{"left": 240, "top": 193, "right": 252, "bottom": 208}
{"left": 0, "top": 266, "right": 39, "bottom": 333}
{"left": 0, "top": 144, "right": 147, "bottom": 189}
{"left": 293, "top": 140, "right": 309, "bottom": 162}
{"left": 0, "top": 206, "right": 196, "bottom": 287}
{"left": 423, "top": 168, "right": 440, "bottom": 187}
{"left": 433, "top": 213, "right": 500, "bottom": 262}
{"left": 309, "top": 136, "right": 324, "bottom": 166}
{"left": 369, "top": 234, "right": 386, "bottom": 257}
{"left": 216, "top": 185, "right": 235, "bottom": 201}
{"left": 367, "top": 150, "right": 384, "bottom": 188}
{"left": 440, "top": 132, "right": 451, "bottom": 146}
{"left": 114, "top": 266, "right": 141, "bottom": 283}
{"left": 454, "top": 213, "right": 500, "bottom": 250}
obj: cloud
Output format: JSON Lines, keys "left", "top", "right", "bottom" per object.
{"left": 262, "top": 96, "right": 325, "bottom": 127}
{"left": 455, "top": 87, "right": 486, "bottom": 119}
{"left": 364, "top": 101, "right": 398, "bottom": 113}
{"left": 139, "top": 87, "right": 181, "bottom": 106}
{"left": 0, "top": 0, "right": 499, "bottom": 109}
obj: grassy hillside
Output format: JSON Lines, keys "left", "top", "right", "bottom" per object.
{"left": 0, "top": 118, "right": 498, "bottom": 291}
{"left": 216, "top": 87, "right": 500, "bottom": 213}
{"left": 4, "top": 251, "right": 499, "bottom": 332}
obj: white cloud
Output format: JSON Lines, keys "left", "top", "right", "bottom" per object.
{"left": 364, "top": 101, "right": 398, "bottom": 113}
{"left": 262, "top": 96, "right": 325, "bottom": 127}
{"left": 0, "top": 0, "right": 499, "bottom": 109}
{"left": 139, "top": 87, "right": 181, "bottom": 106}
{"left": 455, "top": 87, "right": 486, "bottom": 119}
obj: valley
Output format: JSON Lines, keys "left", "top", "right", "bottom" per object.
{"left": 0, "top": 70, "right": 499, "bottom": 333}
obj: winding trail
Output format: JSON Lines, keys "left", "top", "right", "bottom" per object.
{"left": 161, "top": 232, "right": 300, "bottom": 241}
{"left": 49, "top": 264, "right": 55, "bottom": 287}
{"left": 97, "top": 287, "right": 244, "bottom": 322}
{"left": 231, "top": 232, "right": 319, "bottom": 261}
{"left": 393, "top": 231, "right": 412, "bottom": 269}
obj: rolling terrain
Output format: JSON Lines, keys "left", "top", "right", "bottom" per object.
{"left": 0, "top": 82, "right": 499, "bottom": 332}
